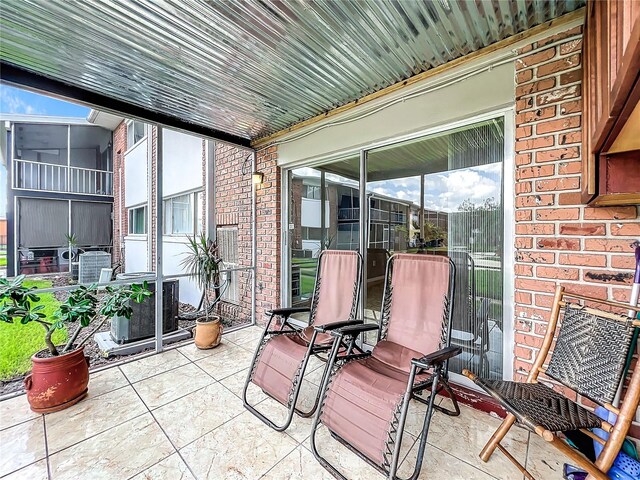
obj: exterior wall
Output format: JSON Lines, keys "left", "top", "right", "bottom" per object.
{"left": 512, "top": 25, "right": 639, "bottom": 408}
{"left": 112, "top": 121, "right": 127, "bottom": 267}
{"left": 255, "top": 146, "right": 281, "bottom": 323}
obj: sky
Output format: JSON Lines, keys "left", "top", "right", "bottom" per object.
{"left": 0, "top": 85, "right": 89, "bottom": 217}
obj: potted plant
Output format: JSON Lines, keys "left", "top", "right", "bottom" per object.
{"left": 0, "top": 275, "right": 152, "bottom": 412}
{"left": 181, "top": 234, "right": 224, "bottom": 349}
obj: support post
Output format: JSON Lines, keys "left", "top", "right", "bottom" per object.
{"left": 251, "top": 150, "right": 257, "bottom": 325}
{"left": 154, "top": 126, "right": 164, "bottom": 353}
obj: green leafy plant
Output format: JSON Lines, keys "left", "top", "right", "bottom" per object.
{"left": 0, "top": 275, "right": 152, "bottom": 357}
{"left": 181, "top": 234, "right": 223, "bottom": 322}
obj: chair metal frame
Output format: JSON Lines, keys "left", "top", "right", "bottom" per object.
{"left": 310, "top": 253, "right": 462, "bottom": 480}
{"left": 464, "top": 285, "right": 640, "bottom": 480}
{"left": 243, "top": 250, "right": 363, "bottom": 431}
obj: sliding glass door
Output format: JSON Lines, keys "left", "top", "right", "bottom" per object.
{"left": 284, "top": 113, "right": 510, "bottom": 381}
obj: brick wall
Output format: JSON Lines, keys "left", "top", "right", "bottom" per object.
{"left": 112, "top": 121, "right": 127, "bottom": 267}
{"left": 255, "top": 146, "right": 281, "bottom": 323}
{"left": 513, "top": 25, "right": 639, "bottom": 395}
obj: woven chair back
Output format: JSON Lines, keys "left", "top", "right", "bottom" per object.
{"left": 546, "top": 304, "right": 636, "bottom": 405}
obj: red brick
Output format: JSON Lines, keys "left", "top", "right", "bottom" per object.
{"left": 559, "top": 38, "right": 582, "bottom": 54}
{"left": 559, "top": 253, "right": 606, "bottom": 267}
{"left": 611, "top": 223, "right": 640, "bottom": 236}
{"left": 515, "top": 251, "right": 555, "bottom": 264}
{"left": 515, "top": 153, "right": 532, "bottom": 166}
{"left": 516, "top": 78, "right": 556, "bottom": 97}
{"left": 558, "top": 161, "right": 581, "bottom": 175}
{"left": 612, "top": 287, "right": 632, "bottom": 303}
{"left": 517, "top": 306, "right": 552, "bottom": 323}
{"left": 515, "top": 291, "right": 532, "bottom": 305}
{"left": 562, "top": 283, "right": 608, "bottom": 299}
{"left": 535, "top": 177, "right": 580, "bottom": 191}
{"left": 515, "top": 345, "right": 533, "bottom": 361}
{"left": 558, "top": 131, "right": 582, "bottom": 145}
{"left": 559, "top": 99, "right": 582, "bottom": 115}
{"left": 536, "top": 26, "right": 582, "bottom": 47}
{"left": 516, "top": 183, "right": 533, "bottom": 195}
{"left": 516, "top": 125, "right": 533, "bottom": 139}
{"left": 516, "top": 69, "right": 534, "bottom": 83}
{"left": 534, "top": 294, "right": 554, "bottom": 308}
{"left": 516, "top": 106, "right": 557, "bottom": 124}
{"left": 559, "top": 223, "right": 605, "bottom": 236}
{"left": 535, "top": 116, "right": 581, "bottom": 135}
{"left": 611, "top": 255, "right": 636, "bottom": 269}
{"left": 535, "top": 147, "right": 580, "bottom": 163}
{"left": 536, "top": 54, "right": 581, "bottom": 77}
{"left": 516, "top": 136, "right": 555, "bottom": 152}
{"left": 583, "top": 269, "right": 633, "bottom": 285}
{"left": 536, "top": 266, "right": 579, "bottom": 280}
{"left": 560, "top": 69, "right": 582, "bottom": 86}
{"left": 558, "top": 192, "right": 583, "bottom": 205}
{"left": 517, "top": 47, "right": 556, "bottom": 70}
{"left": 515, "top": 332, "right": 545, "bottom": 349}
{"left": 535, "top": 208, "right": 580, "bottom": 221}
{"left": 515, "top": 264, "right": 534, "bottom": 276}
{"left": 515, "top": 194, "right": 554, "bottom": 208}
{"left": 584, "top": 238, "right": 635, "bottom": 252}
{"left": 515, "top": 208, "right": 532, "bottom": 221}
{"left": 517, "top": 97, "right": 535, "bottom": 112}
{"left": 536, "top": 238, "right": 580, "bottom": 250}
{"left": 515, "top": 223, "right": 555, "bottom": 235}
{"left": 583, "top": 206, "right": 637, "bottom": 220}
{"left": 517, "top": 164, "right": 555, "bottom": 180}
{"left": 515, "top": 278, "right": 557, "bottom": 293}
{"left": 537, "top": 85, "right": 581, "bottom": 106}
{"left": 515, "top": 237, "right": 533, "bottom": 249}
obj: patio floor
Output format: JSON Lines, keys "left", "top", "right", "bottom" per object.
{"left": 1, "top": 325, "right": 571, "bottom": 479}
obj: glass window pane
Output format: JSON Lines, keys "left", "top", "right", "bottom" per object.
{"left": 170, "top": 194, "right": 192, "bottom": 234}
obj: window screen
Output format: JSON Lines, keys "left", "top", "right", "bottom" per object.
{"left": 71, "top": 202, "right": 112, "bottom": 246}
{"left": 18, "top": 198, "right": 69, "bottom": 247}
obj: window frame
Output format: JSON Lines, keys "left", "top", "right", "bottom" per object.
{"left": 127, "top": 205, "right": 147, "bottom": 235}
{"left": 162, "top": 190, "right": 203, "bottom": 236}
{"left": 125, "top": 120, "right": 147, "bottom": 151}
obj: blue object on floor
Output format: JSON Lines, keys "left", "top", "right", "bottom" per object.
{"left": 592, "top": 406, "right": 640, "bottom": 480}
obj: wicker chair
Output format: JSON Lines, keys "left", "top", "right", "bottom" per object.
{"left": 464, "top": 285, "right": 640, "bottom": 480}
{"left": 243, "top": 250, "right": 363, "bottom": 431}
{"left": 310, "top": 253, "right": 462, "bottom": 480}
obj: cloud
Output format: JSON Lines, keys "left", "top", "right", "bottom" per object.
{"left": 0, "top": 86, "right": 43, "bottom": 115}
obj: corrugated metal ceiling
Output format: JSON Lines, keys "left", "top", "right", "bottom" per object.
{"left": 0, "top": 1, "right": 584, "bottom": 143}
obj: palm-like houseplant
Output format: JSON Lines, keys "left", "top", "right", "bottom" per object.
{"left": 0, "top": 275, "right": 152, "bottom": 412}
{"left": 181, "top": 234, "right": 224, "bottom": 349}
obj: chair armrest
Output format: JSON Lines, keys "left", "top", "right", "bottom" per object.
{"left": 314, "top": 320, "right": 363, "bottom": 333}
{"left": 330, "top": 323, "right": 379, "bottom": 337}
{"left": 412, "top": 346, "right": 462, "bottom": 369}
{"left": 267, "top": 307, "right": 310, "bottom": 317}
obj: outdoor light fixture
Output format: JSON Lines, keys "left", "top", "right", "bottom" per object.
{"left": 252, "top": 171, "right": 264, "bottom": 185}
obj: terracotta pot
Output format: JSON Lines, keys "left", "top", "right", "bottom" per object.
{"left": 24, "top": 347, "right": 90, "bottom": 413}
{"left": 194, "top": 317, "right": 223, "bottom": 349}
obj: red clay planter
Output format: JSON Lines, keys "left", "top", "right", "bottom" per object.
{"left": 24, "top": 347, "right": 90, "bottom": 413}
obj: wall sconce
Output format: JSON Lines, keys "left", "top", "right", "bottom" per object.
{"left": 252, "top": 171, "right": 264, "bottom": 185}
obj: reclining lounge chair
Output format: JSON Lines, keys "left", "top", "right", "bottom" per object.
{"left": 310, "top": 253, "right": 462, "bottom": 480}
{"left": 464, "top": 285, "right": 640, "bottom": 480}
{"left": 244, "top": 249, "right": 363, "bottom": 431}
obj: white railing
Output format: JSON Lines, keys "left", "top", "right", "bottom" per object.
{"left": 14, "top": 159, "right": 113, "bottom": 196}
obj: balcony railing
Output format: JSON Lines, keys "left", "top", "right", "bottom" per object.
{"left": 14, "top": 159, "right": 113, "bottom": 196}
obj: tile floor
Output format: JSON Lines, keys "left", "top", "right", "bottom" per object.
{"left": 0, "top": 325, "right": 571, "bottom": 480}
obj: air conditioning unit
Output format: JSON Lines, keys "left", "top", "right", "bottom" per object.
{"left": 110, "top": 275, "right": 179, "bottom": 344}
{"left": 57, "top": 247, "right": 78, "bottom": 268}
{"left": 78, "top": 251, "right": 111, "bottom": 284}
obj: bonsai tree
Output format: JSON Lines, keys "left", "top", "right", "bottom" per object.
{"left": 0, "top": 275, "right": 152, "bottom": 357}
{"left": 181, "top": 234, "right": 223, "bottom": 322}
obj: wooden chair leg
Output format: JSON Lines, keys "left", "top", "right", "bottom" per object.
{"left": 480, "top": 413, "right": 517, "bottom": 462}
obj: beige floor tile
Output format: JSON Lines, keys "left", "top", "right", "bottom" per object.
{"left": 179, "top": 411, "right": 297, "bottom": 480}
{"left": 45, "top": 385, "right": 147, "bottom": 453}
{"left": 49, "top": 413, "right": 175, "bottom": 480}
{"left": 133, "top": 363, "right": 214, "bottom": 410}
{"left": 525, "top": 432, "right": 572, "bottom": 479}
{"left": 153, "top": 382, "right": 244, "bottom": 448}
{"left": 195, "top": 344, "right": 255, "bottom": 380}
{"left": 1, "top": 459, "right": 48, "bottom": 480}
{"left": 426, "top": 399, "right": 529, "bottom": 480}
{"left": 0, "top": 417, "right": 46, "bottom": 477}
{"left": 253, "top": 396, "right": 314, "bottom": 443}
{"left": 88, "top": 366, "right": 129, "bottom": 398}
{"left": 130, "top": 453, "right": 195, "bottom": 480}
{"left": 221, "top": 368, "right": 270, "bottom": 405}
{"left": 0, "top": 394, "right": 40, "bottom": 431}
{"left": 224, "top": 326, "right": 264, "bottom": 347}
{"left": 261, "top": 445, "right": 334, "bottom": 480}
{"left": 177, "top": 342, "right": 219, "bottom": 362}
{"left": 120, "top": 349, "right": 190, "bottom": 383}
{"left": 398, "top": 441, "right": 496, "bottom": 479}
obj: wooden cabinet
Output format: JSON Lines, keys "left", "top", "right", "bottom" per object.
{"left": 582, "top": 1, "right": 640, "bottom": 206}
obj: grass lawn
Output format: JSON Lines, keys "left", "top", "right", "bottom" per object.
{"left": 0, "top": 280, "right": 66, "bottom": 381}
{"left": 0, "top": 256, "right": 6, "bottom": 267}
